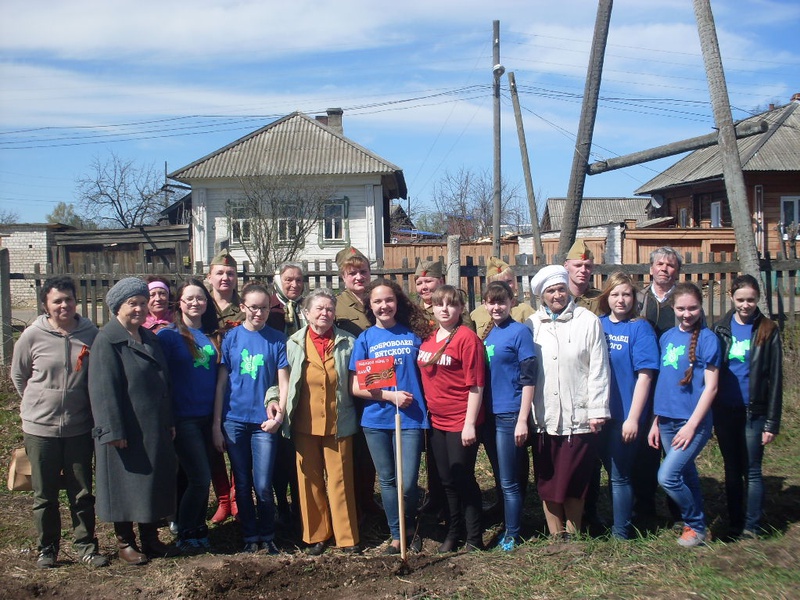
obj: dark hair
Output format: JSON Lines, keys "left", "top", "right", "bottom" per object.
{"left": 241, "top": 281, "right": 270, "bottom": 302}
{"left": 482, "top": 281, "right": 514, "bottom": 304}
{"left": 174, "top": 278, "right": 220, "bottom": 361}
{"left": 730, "top": 273, "right": 760, "bottom": 298}
{"left": 671, "top": 282, "right": 704, "bottom": 386}
{"left": 597, "top": 272, "right": 641, "bottom": 319}
{"left": 40, "top": 276, "right": 77, "bottom": 305}
{"left": 364, "top": 278, "right": 435, "bottom": 339}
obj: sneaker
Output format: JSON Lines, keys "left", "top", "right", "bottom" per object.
{"left": 383, "top": 543, "right": 401, "bottom": 555}
{"left": 260, "top": 540, "right": 280, "bottom": 555}
{"left": 499, "top": 535, "right": 517, "bottom": 552}
{"left": 242, "top": 542, "right": 260, "bottom": 553}
{"left": 36, "top": 547, "right": 57, "bottom": 569}
{"left": 671, "top": 520, "right": 686, "bottom": 533}
{"left": 81, "top": 552, "right": 110, "bottom": 568}
{"left": 677, "top": 526, "right": 707, "bottom": 548}
{"left": 176, "top": 538, "right": 202, "bottom": 553}
{"left": 739, "top": 529, "right": 759, "bottom": 540}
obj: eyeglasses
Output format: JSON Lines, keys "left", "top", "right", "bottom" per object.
{"left": 243, "top": 304, "right": 269, "bottom": 314}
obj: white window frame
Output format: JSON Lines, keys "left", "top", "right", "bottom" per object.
{"left": 229, "top": 202, "right": 251, "bottom": 243}
{"left": 322, "top": 201, "right": 345, "bottom": 242}
{"left": 277, "top": 207, "right": 299, "bottom": 243}
{"left": 780, "top": 196, "right": 800, "bottom": 240}
{"left": 710, "top": 201, "right": 722, "bottom": 228}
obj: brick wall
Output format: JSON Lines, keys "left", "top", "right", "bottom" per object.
{"left": 0, "top": 225, "right": 52, "bottom": 307}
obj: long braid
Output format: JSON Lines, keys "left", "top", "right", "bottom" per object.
{"left": 679, "top": 320, "right": 701, "bottom": 386}
{"left": 423, "top": 323, "right": 460, "bottom": 367}
{"left": 480, "top": 319, "right": 495, "bottom": 341}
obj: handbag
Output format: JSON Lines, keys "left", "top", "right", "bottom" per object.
{"left": 7, "top": 447, "right": 32, "bottom": 492}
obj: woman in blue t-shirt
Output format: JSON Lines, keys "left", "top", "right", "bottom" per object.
{"left": 482, "top": 281, "right": 536, "bottom": 551}
{"left": 597, "top": 272, "right": 659, "bottom": 539}
{"left": 712, "top": 274, "right": 782, "bottom": 539}
{"left": 350, "top": 278, "right": 434, "bottom": 555}
{"left": 212, "top": 282, "right": 289, "bottom": 554}
{"left": 157, "top": 278, "right": 220, "bottom": 551}
{"left": 648, "top": 282, "right": 720, "bottom": 548}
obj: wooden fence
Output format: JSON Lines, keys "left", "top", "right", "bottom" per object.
{"left": 7, "top": 251, "right": 800, "bottom": 329}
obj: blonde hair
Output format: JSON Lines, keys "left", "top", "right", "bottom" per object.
{"left": 597, "top": 272, "right": 641, "bottom": 319}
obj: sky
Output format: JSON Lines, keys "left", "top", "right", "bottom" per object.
{"left": 0, "top": 0, "right": 798, "bottom": 225}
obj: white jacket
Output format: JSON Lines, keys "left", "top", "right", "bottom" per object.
{"left": 528, "top": 300, "right": 610, "bottom": 436}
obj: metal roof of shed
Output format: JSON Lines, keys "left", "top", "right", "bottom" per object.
{"left": 542, "top": 197, "right": 650, "bottom": 232}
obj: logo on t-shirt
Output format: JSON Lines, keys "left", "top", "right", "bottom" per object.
{"left": 485, "top": 344, "right": 495, "bottom": 363}
{"left": 193, "top": 344, "right": 215, "bottom": 370}
{"left": 729, "top": 336, "right": 750, "bottom": 363}
{"left": 240, "top": 349, "right": 265, "bottom": 379}
{"left": 662, "top": 342, "right": 685, "bottom": 369}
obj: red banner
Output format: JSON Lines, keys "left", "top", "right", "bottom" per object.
{"left": 355, "top": 356, "right": 397, "bottom": 390}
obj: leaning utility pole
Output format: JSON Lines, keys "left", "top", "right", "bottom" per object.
{"left": 508, "top": 71, "right": 545, "bottom": 263}
{"left": 556, "top": 0, "right": 613, "bottom": 261}
{"left": 492, "top": 20, "right": 503, "bottom": 257}
{"left": 693, "top": 0, "right": 766, "bottom": 310}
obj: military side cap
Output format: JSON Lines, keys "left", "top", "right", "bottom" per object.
{"left": 210, "top": 248, "right": 237, "bottom": 268}
{"left": 486, "top": 256, "right": 510, "bottom": 277}
{"left": 335, "top": 245, "right": 368, "bottom": 269}
{"left": 566, "top": 239, "right": 594, "bottom": 261}
{"left": 414, "top": 259, "right": 443, "bottom": 278}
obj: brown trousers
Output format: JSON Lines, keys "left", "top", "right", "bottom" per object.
{"left": 294, "top": 432, "right": 359, "bottom": 547}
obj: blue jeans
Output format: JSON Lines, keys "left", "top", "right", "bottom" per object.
{"left": 223, "top": 420, "right": 278, "bottom": 543}
{"left": 174, "top": 416, "right": 213, "bottom": 538}
{"left": 495, "top": 412, "right": 526, "bottom": 539}
{"left": 657, "top": 417, "right": 712, "bottom": 535}
{"left": 714, "top": 407, "right": 766, "bottom": 533}
{"left": 600, "top": 420, "right": 638, "bottom": 539}
{"left": 363, "top": 427, "right": 423, "bottom": 540}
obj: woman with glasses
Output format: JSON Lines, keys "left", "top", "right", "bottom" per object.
{"left": 212, "top": 282, "right": 289, "bottom": 554}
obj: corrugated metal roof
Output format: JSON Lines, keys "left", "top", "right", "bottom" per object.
{"left": 168, "top": 111, "right": 403, "bottom": 181}
{"left": 636, "top": 101, "right": 800, "bottom": 194}
{"left": 542, "top": 197, "right": 650, "bottom": 232}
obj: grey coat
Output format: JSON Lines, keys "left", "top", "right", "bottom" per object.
{"left": 88, "top": 317, "right": 176, "bottom": 523}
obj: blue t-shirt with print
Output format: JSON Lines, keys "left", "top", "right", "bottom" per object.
{"left": 483, "top": 318, "right": 536, "bottom": 415}
{"left": 158, "top": 325, "right": 218, "bottom": 419}
{"left": 654, "top": 326, "right": 721, "bottom": 421}
{"left": 718, "top": 319, "right": 752, "bottom": 406}
{"left": 349, "top": 324, "right": 428, "bottom": 429}
{"left": 221, "top": 325, "right": 288, "bottom": 424}
{"left": 600, "top": 316, "right": 660, "bottom": 422}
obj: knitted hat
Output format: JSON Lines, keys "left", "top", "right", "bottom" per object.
{"left": 414, "top": 259, "right": 443, "bottom": 279}
{"left": 486, "top": 256, "right": 510, "bottom": 278}
{"left": 530, "top": 265, "right": 569, "bottom": 297}
{"left": 335, "top": 246, "right": 368, "bottom": 269}
{"left": 210, "top": 249, "right": 237, "bottom": 268}
{"left": 106, "top": 277, "right": 149, "bottom": 315}
{"left": 565, "top": 239, "right": 594, "bottom": 261}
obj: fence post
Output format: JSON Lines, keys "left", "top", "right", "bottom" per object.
{"left": 0, "top": 249, "right": 13, "bottom": 366}
{"left": 446, "top": 235, "right": 461, "bottom": 288}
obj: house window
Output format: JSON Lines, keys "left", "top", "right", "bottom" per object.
{"left": 323, "top": 202, "right": 345, "bottom": 241}
{"left": 710, "top": 201, "right": 722, "bottom": 228}
{"left": 277, "top": 205, "right": 299, "bottom": 243}
{"left": 229, "top": 202, "right": 251, "bottom": 242}
{"left": 781, "top": 196, "right": 800, "bottom": 239}
{"left": 679, "top": 208, "right": 689, "bottom": 228}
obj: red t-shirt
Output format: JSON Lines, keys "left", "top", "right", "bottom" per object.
{"left": 418, "top": 326, "right": 486, "bottom": 432}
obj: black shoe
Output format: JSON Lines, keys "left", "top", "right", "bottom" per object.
{"left": 242, "top": 542, "right": 260, "bottom": 553}
{"left": 437, "top": 538, "right": 458, "bottom": 554}
{"left": 36, "top": 546, "right": 57, "bottom": 569}
{"left": 339, "top": 544, "right": 362, "bottom": 555}
{"left": 261, "top": 540, "right": 280, "bottom": 555}
{"left": 306, "top": 541, "right": 328, "bottom": 556}
{"left": 464, "top": 542, "right": 484, "bottom": 552}
{"left": 383, "top": 543, "right": 401, "bottom": 555}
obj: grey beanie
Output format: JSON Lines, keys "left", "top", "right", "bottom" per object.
{"left": 106, "top": 277, "right": 149, "bottom": 315}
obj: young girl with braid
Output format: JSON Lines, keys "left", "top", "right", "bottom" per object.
{"left": 648, "top": 283, "right": 720, "bottom": 547}
{"left": 418, "top": 285, "right": 486, "bottom": 552}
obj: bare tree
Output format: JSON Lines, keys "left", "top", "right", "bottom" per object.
{"left": 227, "top": 174, "right": 337, "bottom": 269}
{"left": 46, "top": 201, "right": 96, "bottom": 229}
{"left": 0, "top": 209, "right": 19, "bottom": 224}
{"left": 430, "top": 167, "right": 524, "bottom": 241}
{"left": 76, "top": 152, "right": 164, "bottom": 228}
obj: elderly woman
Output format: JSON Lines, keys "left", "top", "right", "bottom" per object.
{"left": 283, "top": 288, "right": 360, "bottom": 555}
{"left": 529, "top": 265, "right": 610, "bottom": 540}
{"left": 11, "top": 276, "right": 108, "bottom": 569}
{"left": 89, "top": 277, "right": 178, "bottom": 565}
{"left": 143, "top": 276, "right": 173, "bottom": 333}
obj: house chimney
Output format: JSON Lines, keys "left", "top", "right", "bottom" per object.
{"left": 768, "top": 103, "right": 775, "bottom": 111}
{"left": 326, "top": 108, "right": 343, "bottom": 135}
{"left": 792, "top": 93, "right": 800, "bottom": 103}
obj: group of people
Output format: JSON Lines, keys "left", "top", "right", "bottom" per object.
{"left": 10, "top": 242, "right": 782, "bottom": 568}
